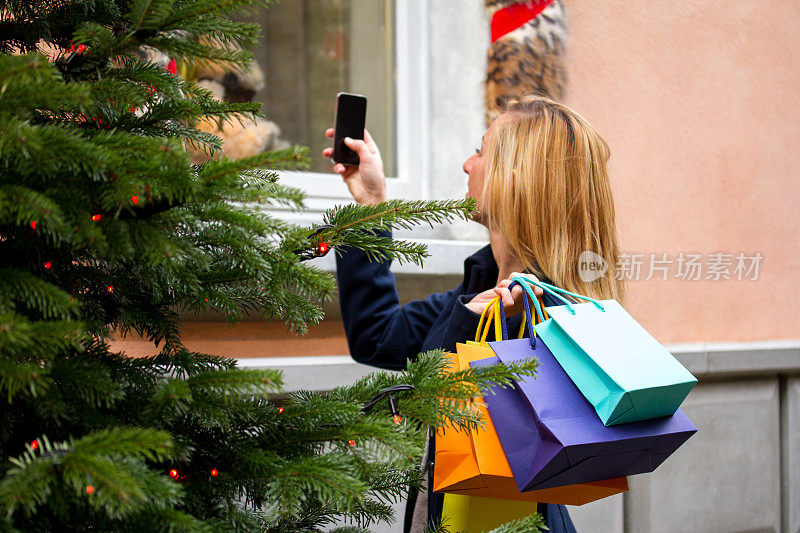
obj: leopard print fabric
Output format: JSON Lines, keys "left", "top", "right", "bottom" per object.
{"left": 485, "top": 0, "right": 568, "bottom": 125}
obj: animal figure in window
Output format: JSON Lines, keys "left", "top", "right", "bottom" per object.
{"left": 183, "top": 43, "right": 289, "bottom": 163}
{"left": 484, "top": 0, "right": 568, "bottom": 125}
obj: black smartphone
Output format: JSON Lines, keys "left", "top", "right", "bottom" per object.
{"left": 332, "top": 92, "right": 367, "bottom": 166}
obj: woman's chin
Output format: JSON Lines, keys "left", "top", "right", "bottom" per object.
{"left": 470, "top": 211, "right": 487, "bottom": 226}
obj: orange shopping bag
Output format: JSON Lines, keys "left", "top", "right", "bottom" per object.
{"left": 433, "top": 298, "right": 629, "bottom": 505}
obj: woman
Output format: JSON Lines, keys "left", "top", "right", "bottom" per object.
{"left": 322, "top": 94, "right": 625, "bottom": 532}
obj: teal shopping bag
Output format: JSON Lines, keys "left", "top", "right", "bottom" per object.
{"left": 512, "top": 276, "right": 697, "bottom": 426}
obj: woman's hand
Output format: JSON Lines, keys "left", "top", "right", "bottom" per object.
{"left": 465, "top": 272, "right": 544, "bottom": 316}
{"left": 322, "top": 128, "right": 387, "bottom": 206}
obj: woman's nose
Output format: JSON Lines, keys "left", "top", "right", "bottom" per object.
{"left": 463, "top": 155, "right": 473, "bottom": 174}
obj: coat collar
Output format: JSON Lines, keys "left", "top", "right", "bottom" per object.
{"left": 462, "top": 244, "right": 499, "bottom": 294}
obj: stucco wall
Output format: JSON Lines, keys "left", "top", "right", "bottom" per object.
{"left": 564, "top": 0, "right": 800, "bottom": 343}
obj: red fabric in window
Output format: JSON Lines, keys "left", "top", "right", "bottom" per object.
{"left": 490, "top": 1, "right": 556, "bottom": 43}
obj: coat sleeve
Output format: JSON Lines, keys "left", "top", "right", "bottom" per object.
{"left": 436, "top": 294, "right": 485, "bottom": 352}
{"left": 335, "top": 233, "right": 459, "bottom": 370}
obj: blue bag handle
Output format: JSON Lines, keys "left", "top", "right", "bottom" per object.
{"left": 511, "top": 275, "right": 606, "bottom": 316}
{"left": 498, "top": 278, "right": 549, "bottom": 348}
{"left": 509, "top": 276, "right": 548, "bottom": 323}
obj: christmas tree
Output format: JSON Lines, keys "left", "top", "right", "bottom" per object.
{"left": 0, "top": 0, "right": 543, "bottom": 531}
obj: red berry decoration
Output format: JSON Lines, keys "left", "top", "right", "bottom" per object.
{"left": 91, "top": 214, "right": 102, "bottom": 221}
{"left": 316, "top": 242, "right": 329, "bottom": 255}
{"left": 169, "top": 469, "right": 179, "bottom": 479}
{"left": 107, "top": 286, "right": 114, "bottom": 293}
{"left": 348, "top": 439, "right": 356, "bottom": 446}
{"left": 30, "top": 440, "right": 38, "bottom": 450}
{"left": 44, "top": 261, "right": 52, "bottom": 269}
{"left": 277, "top": 407, "right": 284, "bottom": 414}
{"left": 85, "top": 485, "right": 94, "bottom": 495}
{"left": 30, "top": 221, "right": 37, "bottom": 230}
{"left": 210, "top": 468, "right": 219, "bottom": 477}
{"left": 131, "top": 195, "right": 139, "bottom": 204}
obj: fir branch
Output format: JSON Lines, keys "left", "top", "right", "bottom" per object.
{"left": 0, "top": 185, "right": 71, "bottom": 243}
{"left": 199, "top": 145, "right": 309, "bottom": 184}
{"left": 187, "top": 368, "right": 283, "bottom": 397}
{"left": 488, "top": 513, "right": 546, "bottom": 533}
{"left": 0, "top": 360, "right": 52, "bottom": 402}
{"left": 259, "top": 453, "right": 370, "bottom": 519}
{"left": 105, "top": 58, "right": 184, "bottom": 100}
{"left": 150, "top": 35, "right": 253, "bottom": 67}
{"left": 161, "top": 0, "right": 277, "bottom": 30}
{"left": 330, "top": 350, "right": 538, "bottom": 434}
{"left": 0, "top": 268, "right": 81, "bottom": 320}
{"left": 68, "top": 427, "right": 175, "bottom": 461}
{"left": 308, "top": 199, "right": 476, "bottom": 265}
{"left": 126, "top": 507, "right": 214, "bottom": 532}
{"left": 0, "top": 313, "right": 83, "bottom": 361}
{"left": 0, "top": 429, "right": 180, "bottom": 521}
{"left": 0, "top": 54, "right": 90, "bottom": 116}
{"left": 324, "top": 199, "right": 476, "bottom": 234}
{"left": 130, "top": 0, "right": 169, "bottom": 29}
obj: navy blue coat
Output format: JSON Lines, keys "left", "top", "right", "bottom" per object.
{"left": 336, "top": 235, "right": 577, "bottom": 533}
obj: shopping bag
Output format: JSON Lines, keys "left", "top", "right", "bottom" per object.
{"left": 512, "top": 276, "right": 697, "bottom": 425}
{"left": 441, "top": 493, "right": 539, "bottom": 533}
{"left": 433, "top": 300, "right": 629, "bottom": 504}
{"left": 465, "top": 296, "right": 525, "bottom": 347}
{"left": 471, "top": 334, "right": 697, "bottom": 492}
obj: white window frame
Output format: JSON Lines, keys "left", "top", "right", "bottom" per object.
{"left": 271, "top": 0, "right": 431, "bottom": 227}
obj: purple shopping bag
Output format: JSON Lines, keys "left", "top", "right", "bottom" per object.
{"left": 470, "top": 337, "right": 697, "bottom": 492}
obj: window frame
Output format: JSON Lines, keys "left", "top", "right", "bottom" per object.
{"left": 272, "top": 0, "right": 431, "bottom": 224}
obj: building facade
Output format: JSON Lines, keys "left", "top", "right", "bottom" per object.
{"left": 114, "top": 1, "right": 800, "bottom": 531}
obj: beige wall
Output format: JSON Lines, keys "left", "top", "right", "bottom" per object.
{"left": 565, "top": 0, "right": 800, "bottom": 342}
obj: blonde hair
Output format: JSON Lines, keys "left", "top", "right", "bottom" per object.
{"left": 482, "top": 94, "right": 626, "bottom": 303}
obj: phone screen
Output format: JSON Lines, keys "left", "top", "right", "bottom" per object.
{"left": 332, "top": 92, "right": 367, "bottom": 166}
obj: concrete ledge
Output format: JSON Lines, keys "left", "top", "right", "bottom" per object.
{"left": 237, "top": 355, "right": 381, "bottom": 392}
{"left": 669, "top": 339, "right": 800, "bottom": 378}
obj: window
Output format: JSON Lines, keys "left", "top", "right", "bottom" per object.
{"left": 250, "top": 0, "right": 397, "bottom": 175}
{"left": 246, "top": 0, "right": 487, "bottom": 276}
{"left": 243, "top": 0, "right": 429, "bottom": 221}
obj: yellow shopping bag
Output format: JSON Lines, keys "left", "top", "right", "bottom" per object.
{"left": 441, "top": 493, "right": 540, "bottom": 533}
{"left": 466, "top": 295, "right": 548, "bottom": 347}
